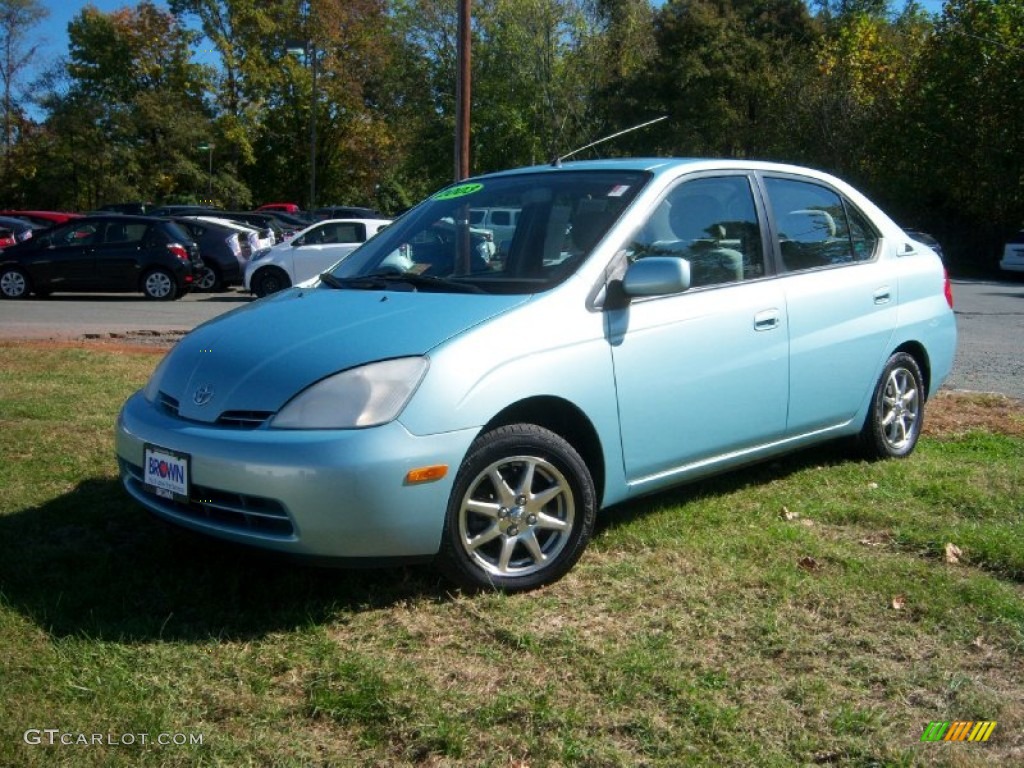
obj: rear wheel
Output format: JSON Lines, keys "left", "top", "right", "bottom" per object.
{"left": 252, "top": 267, "right": 291, "bottom": 297}
{"left": 860, "top": 352, "right": 924, "bottom": 459}
{"left": 142, "top": 269, "right": 178, "bottom": 300}
{"left": 0, "top": 266, "right": 30, "bottom": 299}
{"left": 195, "top": 264, "right": 223, "bottom": 292}
{"left": 437, "top": 424, "right": 596, "bottom": 592}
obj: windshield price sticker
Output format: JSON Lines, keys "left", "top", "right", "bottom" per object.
{"left": 144, "top": 444, "right": 190, "bottom": 501}
{"left": 433, "top": 183, "right": 483, "bottom": 201}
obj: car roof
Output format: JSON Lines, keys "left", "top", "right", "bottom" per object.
{"left": 476, "top": 157, "right": 835, "bottom": 183}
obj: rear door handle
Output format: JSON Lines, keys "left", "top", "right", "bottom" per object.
{"left": 754, "top": 309, "right": 781, "bottom": 331}
{"left": 873, "top": 286, "right": 892, "bottom": 305}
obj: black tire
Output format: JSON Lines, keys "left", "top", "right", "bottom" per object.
{"left": 252, "top": 267, "right": 291, "bottom": 298}
{"left": 141, "top": 269, "right": 179, "bottom": 301}
{"left": 437, "top": 424, "right": 596, "bottom": 592}
{"left": 0, "top": 266, "right": 31, "bottom": 299}
{"left": 195, "top": 264, "right": 223, "bottom": 292}
{"left": 860, "top": 352, "right": 925, "bottom": 459}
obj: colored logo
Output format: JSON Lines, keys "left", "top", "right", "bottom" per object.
{"left": 433, "top": 183, "right": 483, "bottom": 201}
{"left": 921, "top": 721, "right": 997, "bottom": 742}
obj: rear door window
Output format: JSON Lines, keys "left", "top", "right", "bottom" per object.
{"left": 763, "top": 177, "right": 879, "bottom": 271}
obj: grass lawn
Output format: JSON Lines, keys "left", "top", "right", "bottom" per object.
{"left": 1, "top": 340, "right": 1022, "bottom": 767}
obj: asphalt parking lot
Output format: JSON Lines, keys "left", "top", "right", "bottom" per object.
{"left": 0, "top": 278, "right": 1021, "bottom": 398}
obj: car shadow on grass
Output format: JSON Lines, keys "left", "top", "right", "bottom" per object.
{"left": 0, "top": 478, "right": 451, "bottom": 643}
{"left": 0, "top": 441, "right": 860, "bottom": 644}
{"left": 595, "top": 438, "right": 858, "bottom": 536}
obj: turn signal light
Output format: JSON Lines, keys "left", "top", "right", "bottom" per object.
{"left": 405, "top": 465, "right": 448, "bottom": 484}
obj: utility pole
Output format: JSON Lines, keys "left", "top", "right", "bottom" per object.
{"left": 454, "top": 0, "right": 471, "bottom": 181}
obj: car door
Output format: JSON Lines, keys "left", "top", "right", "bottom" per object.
{"left": 759, "top": 174, "right": 895, "bottom": 434}
{"left": 94, "top": 220, "right": 149, "bottom": 291}
{"left": 29, "top": 221, "right": 101, "bottom": 290}
{"left": 608, "top": 173, "right": 789, "bottom": 487}
{"left": 290, "top": 221, "right": 366, "bottom": 282}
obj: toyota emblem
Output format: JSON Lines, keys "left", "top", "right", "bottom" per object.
{"left": 193, "top": 384, "right": 215, "bottom": 406}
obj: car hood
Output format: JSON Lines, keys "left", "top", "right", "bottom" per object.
{"left": 153, "top": 286, "right": 531, "bottom": 423}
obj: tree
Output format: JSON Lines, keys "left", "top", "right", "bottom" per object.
{"left": 906, "top": 0, "right": 1024, "bottom": 261}
{"left": 57, "top": 1, "right": 218, "bottom": 207}
{"left": 630, "top": 0, "right": 818, "bottom": 158}
{"left": 0, "top": 0, "right": 47, "bottom": 162}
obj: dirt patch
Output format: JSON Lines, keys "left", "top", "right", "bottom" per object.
{"left": 924, "top": 390, "right": 1024, "bottom": 438}
{"left": 0, "top": 330, "right": 186, "bottom": 354}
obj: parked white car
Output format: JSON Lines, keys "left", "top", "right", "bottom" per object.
{"left": 244, "top": 218, "right": 391, "bottom": 297}
{"left": 186, "top": 216, "right": 271, "bottom": 253}
{"left": 999, "top": 230, "right": 1024, "bottom": 274}
{"left": 470, "top": 207, "right": 520, "bottom": 253}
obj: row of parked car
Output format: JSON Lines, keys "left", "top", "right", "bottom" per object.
{"left": 0, "top": 205, "right": 392, "bottom": 301}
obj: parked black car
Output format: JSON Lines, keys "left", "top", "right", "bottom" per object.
{"left": 0, "top": 215, "right": 201, "bottom": 300}
{"left": 97, "top": 201, "right": 155, "bottom": 215}
{"left": 172, "top": 217, "right": 247, "bottom": 292}
{"left": 149, "top": 204, "right": 219, "bottom": 217}
{"left": 312, "top": 205, "right": 382, "bottom": 221}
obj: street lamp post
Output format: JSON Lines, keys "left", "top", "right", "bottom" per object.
{"left": 196, "top": 143, "right": 213, "bottom": 198}
{"left": 286, "top": 39, "right": 317, "bottom": 210}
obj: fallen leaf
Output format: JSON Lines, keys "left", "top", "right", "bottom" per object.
{"left": 867, "top": 482, "right": 879, "bottom": 490}
{"left": 798, "top": 556, "right": 820, "bottom": 572}
{"left": 971, "top": 636, "right": 987, "bottom": 651}
{"left": 944, "top": 542, "right": 962, "bottom": 564}
{"left": 781, "top": 506, "right": 799, "bottom": 521}
{"left": 891, "top": 595, "right": 906, "bottom": 610}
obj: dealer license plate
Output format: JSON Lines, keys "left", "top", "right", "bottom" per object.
{"left": 143, "top": 444, "right": 191, "bottom": 502}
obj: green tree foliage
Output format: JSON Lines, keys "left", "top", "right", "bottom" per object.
{"left": 3, "top": 0, "right": 1023, "bottom": 268}
{"left": 909, "top": 0, "right": 1024, "bottom": 249}
{"left": 617, "top": 0, "right": 819, "bottom": 158}
{"left": 0, "top": 0, "right": 46, "bottom": 204}
{"left": 47, "top": 1, "right": 218, "bottom": 208}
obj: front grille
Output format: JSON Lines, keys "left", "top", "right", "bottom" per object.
{"left": 157, "top": 391, "right": 180, "bottom": 417}
{"left": 217, "top": 410, "right": 273, "bottom": 428}
{"left": 156, "top": 391, "right": 273, "bottom": 428}
{"left": 122, "top": 459, "right": 294, "bottom": 537}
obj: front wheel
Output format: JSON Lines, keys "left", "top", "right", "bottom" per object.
{"left": 251, "top": 267, "right": 291, "bottom": 298}
{"left": 861, "top": 352, "right": 925, "bottom": 459}
{"left": 142, "top": 269, "right": 178, "bottom": 300}
{"left": 0, "top": 266, "right": 31, "bottom": 299}
{"left": 437, "top": 424, "right": 596, "bottom": 592}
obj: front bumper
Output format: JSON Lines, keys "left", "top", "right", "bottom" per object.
{"left": 116, "top": 390, "right": 478, "bottom": 560}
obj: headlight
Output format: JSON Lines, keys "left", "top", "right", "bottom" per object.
{"left": 271, "top": 357, "right": 428, "bottom": 429}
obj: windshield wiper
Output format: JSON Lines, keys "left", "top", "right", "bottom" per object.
{"left": 366, "top": 271, "right": 487, "bottom": 294}
{"left": 319, "top": 273, "right": 388, "bottom": 290}
{"left": 320, "top": 270, "right": 487, "bottom": 294}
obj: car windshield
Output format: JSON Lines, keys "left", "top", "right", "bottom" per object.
{"left": 327, "top": 170, "right": 649, "bottom": 294}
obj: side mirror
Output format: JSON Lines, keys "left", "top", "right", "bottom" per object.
{"left": 622, "top": 257, "right": 691, "bottom": 297}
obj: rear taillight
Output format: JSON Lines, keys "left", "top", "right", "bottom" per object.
{"left": 943, "top": 269, "right": 953, "bottom": 308}
{"left": 167, "top": 243, "right": 189, "bottom": 262}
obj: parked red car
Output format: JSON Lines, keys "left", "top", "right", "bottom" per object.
{"left": 256, "top": 202, "right": 301, "bottom": 215}
{"left": 0, "top": 210, "right": 83, "bottom": 228}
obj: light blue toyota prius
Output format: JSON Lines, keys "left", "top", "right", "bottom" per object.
{"left": 116, "top": 159, "right": 957, "bottom": 591}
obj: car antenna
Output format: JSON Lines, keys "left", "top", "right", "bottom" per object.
{"left": 551, "top": 115, "right": 668, "bottom": 167}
